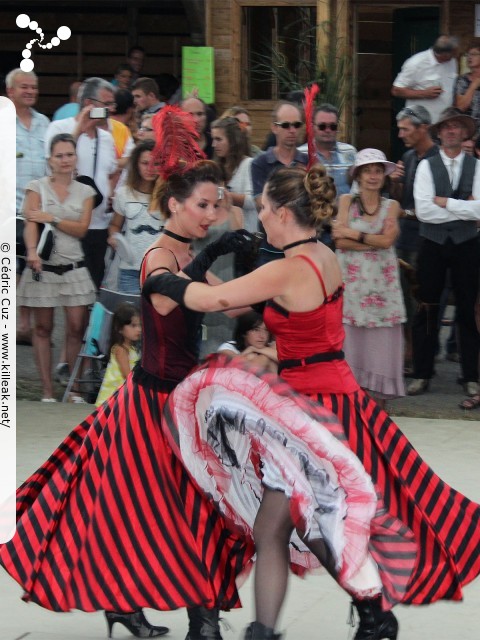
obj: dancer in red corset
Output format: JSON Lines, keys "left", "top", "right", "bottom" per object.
{"left": 148, "top": 160, "right": 480, "bottom": 640}
{"left": 0, "top": 107, "right": 254, "bottom": 640}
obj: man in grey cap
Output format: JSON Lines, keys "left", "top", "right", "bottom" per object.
{"left": 409, "top": 108, "right": 480, "bottom": 402}
{"left": 389, "top": 105, "right": 439, "bottom": 374}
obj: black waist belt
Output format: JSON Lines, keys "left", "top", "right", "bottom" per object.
{"left": 278, "top": 350, "right": 344, "bottom": 373}
{"left": 41, "top": 261, "right": 86, "bottom": 275}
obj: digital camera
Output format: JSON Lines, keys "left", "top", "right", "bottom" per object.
{"left": 89, "top": 107, "right": 108, "bottom": 119}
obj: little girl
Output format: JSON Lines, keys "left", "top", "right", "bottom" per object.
{"left": 217, "top": 311, "right": 278, "bottom": 373}
{"left": 96, "top": 303, "right": 141, "bottom": 406}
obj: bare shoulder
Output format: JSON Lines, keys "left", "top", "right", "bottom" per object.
{"left": 144, "top": 245, "right": 179, "bottom": 275}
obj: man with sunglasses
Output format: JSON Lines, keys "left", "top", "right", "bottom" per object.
{"left": 251, "top": 101, "right": 307, "bottom": 265}
{"left": 299, "top": 103, "right": 356, "bottom": 196}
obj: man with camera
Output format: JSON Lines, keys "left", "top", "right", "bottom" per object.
{"left": 45, "top": 77, "right": 118, "bottom": 290}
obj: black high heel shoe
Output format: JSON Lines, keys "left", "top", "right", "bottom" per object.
{"left": 351, "top": 598, "right": 398, "bottom": 640}
{"left": 105, "top": 610, "right": 169, "bottom": 638}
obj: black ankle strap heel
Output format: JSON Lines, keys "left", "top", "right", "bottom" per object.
{"left": 104, "top": 609, "right": 169, "bottom": 638}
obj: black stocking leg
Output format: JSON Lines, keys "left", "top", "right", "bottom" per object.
{"left": 253, "top": 488, "right": 293, "bottom": 629}
{"left": 297, "top": 531, "right": 337, "bottom": 580}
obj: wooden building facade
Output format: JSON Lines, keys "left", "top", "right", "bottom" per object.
{"left": 1, "top": 1, "right": 477, "bottom": 157}
{"left": 0, "top": 0, "right": 200, "bottom": 116}
{"left": 206, "top": 0, "right": 478, "bottom": 157}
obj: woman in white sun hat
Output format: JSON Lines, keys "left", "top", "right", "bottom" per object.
{"left": 332, "top": 148, "right": 406, "bottom": 407}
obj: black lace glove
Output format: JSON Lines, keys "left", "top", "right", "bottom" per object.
{"left": 183, "top": 229, "right": 255, "bottom": 281}
{"left": 142, "top": 272, "right": 191, "bottom": 305}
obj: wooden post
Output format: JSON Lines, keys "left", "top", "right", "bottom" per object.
{"left": 335, "top": 0, "right": 350, "bottom": 139}
{"left": 316, "top": 0, "right": 331, "bottom": 75}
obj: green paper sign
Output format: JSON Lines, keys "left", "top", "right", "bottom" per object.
{"left": 182, "top": 46, "right": 215, "bottom": 104}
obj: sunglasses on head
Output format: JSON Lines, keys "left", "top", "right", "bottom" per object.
{"left": 316, "top": 123, "right": 338, "bottom": 131}
{"left": 274, "top": 121, "right": 303, "bottom": 129}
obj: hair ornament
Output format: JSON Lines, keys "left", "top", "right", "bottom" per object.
{"left": 151, "top": 105, "right": 206, "bottom": 180}
{"left": 302, "top": 83, "right": 320, "bottom": 170}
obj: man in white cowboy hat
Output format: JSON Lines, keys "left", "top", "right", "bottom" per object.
{"left": 409, "top": 108, "right": 480, "bottom": 403}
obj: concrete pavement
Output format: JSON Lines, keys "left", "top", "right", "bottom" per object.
{"left": 2, "top": 403, "right": 479, "bottom": 640}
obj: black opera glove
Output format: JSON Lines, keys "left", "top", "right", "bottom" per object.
{"left": 142, "top": 272, "right": 191, "bottom": 305}
{"left": 183, "top": 229, "right": 255, "bottom": 282}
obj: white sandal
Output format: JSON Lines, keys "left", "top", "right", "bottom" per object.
{"left": 68, "top": 393, "right": 87, "bottom": 404}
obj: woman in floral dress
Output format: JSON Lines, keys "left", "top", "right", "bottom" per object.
{"left": 332, "top": 148, "right": 405, "bottom": 406}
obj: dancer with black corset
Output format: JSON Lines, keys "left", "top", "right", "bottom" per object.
{"left": 0, "top": 107, "right": 255, "bottom": 640}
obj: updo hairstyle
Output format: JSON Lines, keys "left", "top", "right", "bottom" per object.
{"left": 151, "top": 160, "right": 223, "bottom": 218}
{"left": 265, "top": 164, "right": 336, "bottom": 228}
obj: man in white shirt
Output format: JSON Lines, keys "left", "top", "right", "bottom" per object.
{"left": 392, "top": 36, "right": 459, "bottom": 124}
{"left": 7, "top": 68, "right": 50, "bottom": 345}
{"left": 45, "top": 77, "right": 118, "bottom": 289}
{"left": 409, "top": 108, "right": 479, "bottom": 399}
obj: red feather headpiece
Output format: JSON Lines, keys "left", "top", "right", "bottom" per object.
{"left": 150, "top": 105, "right": 206, "bottom": 180}
{"left": 303, "top": 83, "right": 320, "bottom": 170}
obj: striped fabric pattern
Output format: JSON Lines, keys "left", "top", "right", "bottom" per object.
{"left": 315, "top": 389, "right": 480, "bottom": 604}
{"left": 0, "top": 375, "right": 253, "bottom": 612}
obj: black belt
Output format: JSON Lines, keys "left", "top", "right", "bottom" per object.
{"left": 41, "top": 261, "right": 86, "bottom": 275}
{"left": 278, "top": 350, "right": 344, "bottom": 373}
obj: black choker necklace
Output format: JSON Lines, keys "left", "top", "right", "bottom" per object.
{"left": 162, "top": 229, "right": 191, "bottom": 243}
{"left": 283, "top": 237, "right": 317, "bottom": 251}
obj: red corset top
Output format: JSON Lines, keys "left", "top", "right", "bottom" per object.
{"left": 264, "top": 255, "right": 359, "bottom": 395}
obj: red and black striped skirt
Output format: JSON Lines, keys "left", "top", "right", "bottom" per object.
{"left": 314, "top": 389, "right": 480, "bottom": 604}
{"left": 0, "top": 375, "right": 253, "bottom": 612}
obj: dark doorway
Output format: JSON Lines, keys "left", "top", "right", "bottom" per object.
{"left": 354, "top": 4, "right": 440, "bottom": 160}
{"left": 391, "top": 7, "right": 440, "bottom": 160}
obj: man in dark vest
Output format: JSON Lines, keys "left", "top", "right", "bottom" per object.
{"left": 409, "top": 108, "right": 479, "bottom": 400}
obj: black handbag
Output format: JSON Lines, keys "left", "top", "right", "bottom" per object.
{"left": 16, "top": 217, "right": 54, "bottom": 261}
{"left": 75, "top": 175, "right": 103, "bottom": 208}
{"left": 16, "top": 216, "right": 26, "bottom": 257}
{"left": 37, "top": 223, "right": 55, "bottom": 261}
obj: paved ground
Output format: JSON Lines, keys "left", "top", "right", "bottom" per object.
{"left": 2, "top": 404, "right": 479, "bottom": 640}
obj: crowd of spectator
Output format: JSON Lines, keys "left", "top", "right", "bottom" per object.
{"left": 13, "top": 33, "right": 480, "bottom": 410}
